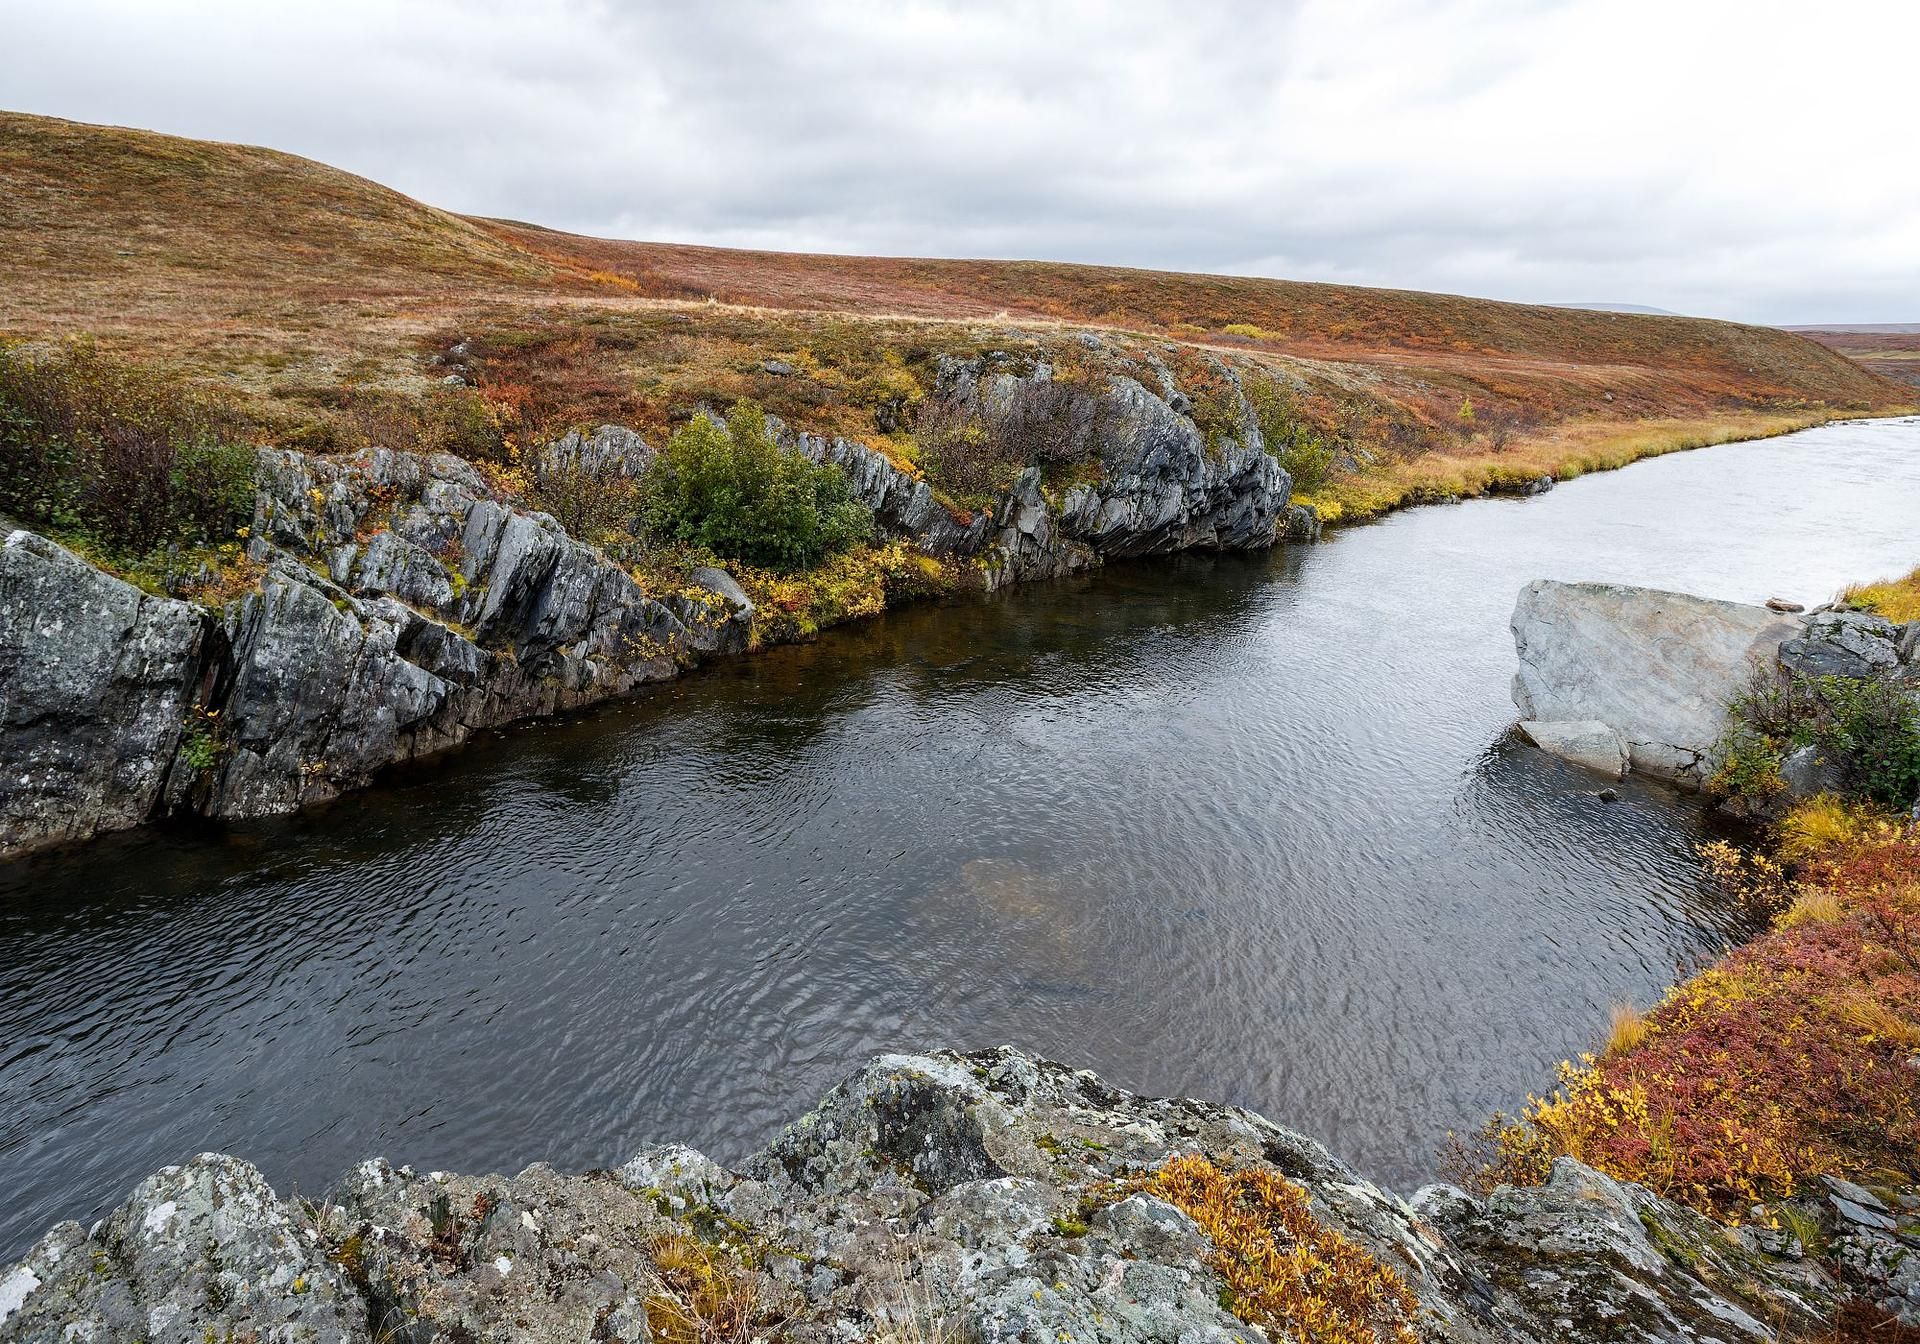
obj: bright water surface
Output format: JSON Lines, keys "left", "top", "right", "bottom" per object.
{"left": 3, "top": 417, "right": 1919, "bottom": 1257}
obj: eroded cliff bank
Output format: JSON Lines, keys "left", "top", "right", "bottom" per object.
{"left": 6, "top": 1047, "right": 1904, "bottom": 1344}
{"left": 0, "top": 353, "right": 1290, "bottom": 861}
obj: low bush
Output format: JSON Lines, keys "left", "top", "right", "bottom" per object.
{"left": 1137, "top": 1154, "right": 1419, "bottom": 1344}
{"left": 642, "top": 402, "right": 870, "bottom": 572}
{"left": 0, "top": 339, "right": 256, "bottom": 561}
{"left": 1246, "top": 377, "right": 1340, "bottom": 493}
{"left": 914, "top": 369, "right": 1117, "bottom": 504}
{"left": 1455, "top": 815, "right": 1920, "bottom": 1218}
{"left": 1714, "top": 667, "right": 1920, "bottom": 811}
{"left": 737, "top": 540, "right": 953, "bottom": 644}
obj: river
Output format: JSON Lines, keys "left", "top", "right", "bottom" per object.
{"left": 2, "top": 416, "right": 1918, "bottom": 1258}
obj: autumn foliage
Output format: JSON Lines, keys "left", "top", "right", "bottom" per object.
{"left": 1139, "top": 1154, "right": 1419, "bottom": 1344}
{"left": 1471, "top": 817, "right": 1920, "bottom": 1218}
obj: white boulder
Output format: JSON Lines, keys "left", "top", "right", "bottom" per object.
{"left": 1511, "top": 580, "right": 1805, "bottom": 786}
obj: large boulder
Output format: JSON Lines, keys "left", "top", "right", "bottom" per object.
{"left": 0, "top": 1154, "right": 365, "bottom": 1343}
{"left": 0, "top": 531, "right": 209, "bottom": 855}
{"left": 1511, "top": 580, "right": 1805, "bottom": 785}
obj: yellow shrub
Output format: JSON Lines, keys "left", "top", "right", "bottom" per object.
{"left": 1778, "top": 795, "right": 1889, "bottom": 864}
{"left": 1140, "top": 1154, "right": 1419, "bottom": 1344}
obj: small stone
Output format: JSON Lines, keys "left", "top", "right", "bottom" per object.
{"left": 1823, "top": 1176, "right": 1890, "bottom": 1212}
{"left": 1596, "top": 787, "right": 1620, "bottom": 802}
{"left": 1766, "top": 598, "right": 1805, "bottom": 613}
{"left": 761, "top": 358, "right": 797, "bottom": 376}
{"left": 440, "top": 373, "right": 467, "bottom": 386}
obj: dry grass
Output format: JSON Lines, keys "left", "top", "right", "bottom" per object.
{"left": 1293, "top": 410, "right": 1845, "bottom": 524}
{"left": 1603, "top": 1003, "right": 1651, "bottom": 1057}
{"left": 1843, "top": 566, "right": 1920, "bottom": 623}
{"left": 1139, "top": 1154, "right": 1419, "bottom": 1344}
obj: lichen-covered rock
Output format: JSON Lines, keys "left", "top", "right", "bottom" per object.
{"left": 0, "top": 1153, "right": 365, "bottom": 1343}
{"left": 1415, "top": 1159, "right": 1839, "bottom": 1341}
{"left": 5, "top": 1049, "right": 1854, "bottom": 1343}
{"left": 0, "top": 530, "right": 208, "bottom": 855}
{"left": 534, "top": 423, "right": 655, "bottom": 486}
{"left": 1511, "top": 581, "right": 1806, "bottom": 784}
{"left": 790, "top": 428, "right": 991, "bottom": 557}
{"left": 1779, "top": 609, "right": 1905, "bottom": 680}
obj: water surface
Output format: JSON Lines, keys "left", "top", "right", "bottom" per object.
{"left": 3, "top": 416, "right": 1918, "bottom": 1258}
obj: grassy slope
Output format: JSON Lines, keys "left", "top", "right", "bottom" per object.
{"left": 0, "top": 109, "right": 1909, "bottom": 515}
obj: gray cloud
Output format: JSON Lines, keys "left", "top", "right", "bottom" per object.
{"left": 4, "top": 0, "right": 1916, "bottom": 323}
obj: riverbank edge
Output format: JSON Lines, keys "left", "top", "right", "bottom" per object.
{"left": 5, "top": 406, "right": 1905, "bottom": 868}
{"left": 1489, "top": 577, "right": 1920, "bottom": 1328}
{"left": 0, "top": 1046, "right": 1864, "bottom": 1343}
{"left": 1295, "top": 405, "right": 1916, "bottom": 526}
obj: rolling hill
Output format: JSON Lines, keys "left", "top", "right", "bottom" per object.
{"left": 0, "top": 108, "right": 1907, "bottom": 513}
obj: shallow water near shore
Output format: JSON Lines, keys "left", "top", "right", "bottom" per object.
{"left": 3, "top": 416, "right": 1919, "bottom": 1258}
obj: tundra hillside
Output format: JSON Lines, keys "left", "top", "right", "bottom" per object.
{"left": 1, "top": 109, "right": 1906, "bottom": 531}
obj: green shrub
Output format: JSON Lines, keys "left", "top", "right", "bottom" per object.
{"left": 0, "top": 339, "right": 255, "bottom": 561}
{"left": 1808, "top": 676, "right": 1920, "bottom": 808}
{"left": 1716, "top": 667, "right": 1920, "bottom": 810}
{"left": 642, "top": 402, "right": 870, "bottom": 571}
{"left": 1245, "top": 378, "right": 1338, "bottom": 494}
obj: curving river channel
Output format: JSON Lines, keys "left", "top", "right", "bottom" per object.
{"left": 4, "top": 417, "right": 1920, "bottom": 1257}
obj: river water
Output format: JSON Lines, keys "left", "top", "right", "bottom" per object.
{"left": 3, "top": 417, "right": 1918, "bottom": 1258}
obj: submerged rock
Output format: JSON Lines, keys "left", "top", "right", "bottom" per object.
{"left": 0, "top": 1048, "right": 1856, "bottom": 1344}
{"left": 1515, "top": 718, "right": 1628, "bottom": 778}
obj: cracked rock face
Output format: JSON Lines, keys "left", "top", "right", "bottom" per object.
{"left": 1, "top": 442, "right": 757, "bottom": 856}
{"left": 0, "top": 1048, "right": 1857, "bottom": 1344}
{"left": 791, "top": 356, "right": 1292, "bottom": 592}
{"left": 2, "top": 368, "right": 1293, "bottom": 856}
{"left": 0, "top": 530, "right": 209, "bottom": 855}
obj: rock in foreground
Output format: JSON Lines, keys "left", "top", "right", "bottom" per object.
{"left": 0, "top": 1048, "right": 1860, "bottom": 1343}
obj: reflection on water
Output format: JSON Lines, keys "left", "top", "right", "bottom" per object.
{"left": 2, "top": 417, "right": 1919, "bottom": 1257}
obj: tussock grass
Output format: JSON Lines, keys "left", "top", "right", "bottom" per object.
{"left": 1294, "top": 410, "right": 1844, "bottom": 525}
{"left": 1603, "top": 1003, "right": 1650, "bottom": 1058}
{"left": 1843, "top": 566, "right": 1920, "bottom": 623}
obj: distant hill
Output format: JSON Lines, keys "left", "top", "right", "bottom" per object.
{"left": 0, "top": 109, "right": 1904, "bottom": 447}
{"left": 1788, "top": 324, "right": 1920, "bottom": 387}
{"left": 1551, "top": 302, "right": 1686, "bottom": 317}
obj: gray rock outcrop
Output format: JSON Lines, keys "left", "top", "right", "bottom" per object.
{"left": 1510, "top": 579, "right": 1920, "bottom": 788}
{"left": 0, "top": 531, "right": 210, "bottom": 855}
{"left": 1511, "top": 580, "right": 1806, "bottom": 784}
{"left": 1, "top": 1047, "right": 1865, "bottom": 1344}
{"left": 3, "top": 357, "right": 1295, "bottom": 857}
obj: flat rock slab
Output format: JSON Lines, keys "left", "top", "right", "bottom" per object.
{"left": 1517, "top": 718, "right": 1628, "bottom": 777}
{"left": 1511, "top": 579, "right": 1805, "bottom": 786}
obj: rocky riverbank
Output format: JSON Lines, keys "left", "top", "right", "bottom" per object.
{"left": 0, "top": 1046, "right": 1890, "bottom": 1344}
{"left": 1509, "top": 578, "right": 1920, "bottom": 792}
{"left": 0, "top": 353, "right": 1289, "bottom": 861}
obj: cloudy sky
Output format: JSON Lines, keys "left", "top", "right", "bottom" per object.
{"left": 6, "top": 0, "right": 1916, "bottom": 323}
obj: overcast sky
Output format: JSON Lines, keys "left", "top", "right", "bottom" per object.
{"left": 6, "top": 0, "right": 1916, "bottom": 324}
